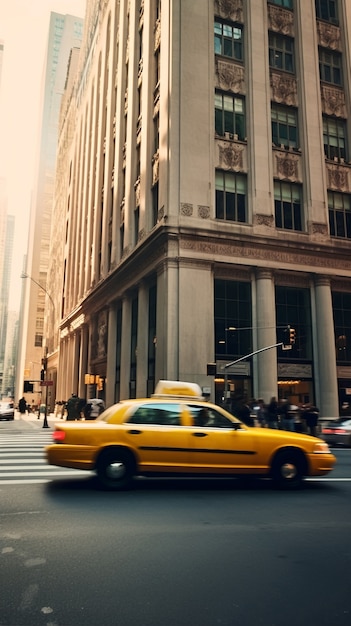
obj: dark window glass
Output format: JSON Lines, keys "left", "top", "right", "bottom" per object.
{"left": 328, "top": 191, "right": 351, "bottom": 239}
{"left": 275, "top": 286, "right": 312, "bottom": 360}
{"left": 215, "top": 171, "right": 247, "bottom": 223}
{"left": 271, "top": 105, "right": 298, "bottom": 149}
{"left": 214, "top": 21, "right": 243, "bottom": 61}
{"left": 315, "top": 0, "right": 338, "bottom": 24}
{"left": 332, "top": 292, "right": 351, "bottom": 363}
{"left": 215, "top": 92, "right": 245, "bottom": 140}
{"left": 274, "top": 181, "right": 303, "bottom": 231}
{"left": 269, "top": 0, "right": 293, "bottom": 7}
{"left": 128, "top": 403, "right": 182, "bottom": 426}
{"left": 214, "top": 279, "right": 252, "bottom": 360}
{"left": 319, "top": 48, "right": 342, "bottom": 85}
{"left": 269, "top": 33, "right": 295, "bottom": 73}
{"left": 323, "top": 117, "right": 346, "bottom": 160}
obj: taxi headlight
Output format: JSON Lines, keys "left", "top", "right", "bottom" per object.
{"left": 312, "top": 441, "right": 331, "bottom": 454}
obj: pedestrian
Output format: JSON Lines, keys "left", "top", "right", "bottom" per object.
{"left": 65, "top": 393, "right": 80, "bottom": 421}
{"left": 18, "top": 397, "right": 27, "bottom": 414}
{"left": 279, "top": 399, "right": 295, "bottom": 432}
{"left": 266, "top": 396, "right": 279, "bottom": 429}
{"left": 304, "top": 404, "right": 319, "bottom": 437}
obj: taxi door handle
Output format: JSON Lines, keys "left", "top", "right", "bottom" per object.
{"left": 193, "top": 431, "right": 207, "bottom": 437}
{"left": 128, "top": 429, "right": 142, "bottom": 435}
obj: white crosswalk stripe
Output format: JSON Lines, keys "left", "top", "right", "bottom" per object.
{"left": 0, "top": 432, "right": 93, "bottom": 484}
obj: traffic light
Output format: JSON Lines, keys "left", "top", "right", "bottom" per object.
{"left": 207, "top": 362, "right": 217, "bottom": 376}
{"left": 289, "top": 327, "right": 296, "bottom": 345}
{"left": 281, "top": 325, "right": 296, "bottom": 348}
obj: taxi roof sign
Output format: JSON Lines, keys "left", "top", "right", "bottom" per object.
{"left": 153, "top": 380, "right": 203, "bottom": 400}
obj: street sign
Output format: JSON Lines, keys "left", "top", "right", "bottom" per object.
{"left": 40, "top": 380, "right": 53, "bottom": 386}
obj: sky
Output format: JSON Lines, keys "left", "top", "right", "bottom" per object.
{"left": 0, "top": 0, "right": 87, "bottom": 310}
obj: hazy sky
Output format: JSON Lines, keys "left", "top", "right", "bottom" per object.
{"left": 0, "top": 0, "right": 86, "bottom": 310}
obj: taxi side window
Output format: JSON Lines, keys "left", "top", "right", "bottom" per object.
{"left": 188, "top": 406, "right": 234, "bottom": 428}
{"left": 128, "top": 403, "right": 181, "bottom": 426}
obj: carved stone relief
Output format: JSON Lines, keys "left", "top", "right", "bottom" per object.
{"left": 218, "top": 142, "right": 244, "bottom": 171}
{"left": 180, "top": 238, "right": 351, "bottom": 271}
{"left": 327, "top": 164, "right": 349, "bottom": 192}
{"left": 215, "top": 60, "right": 245, "bottom": 94}
{"left": 307, "top": 222, "right": 329, "bottom": 242}
{"left": 317, "top": 21, "right": 341, "bottom": 51}
{"left": 154, "top": 18, "right": 161, "bottom": 51}
{"left": 268, "top": 5, "right": 294, "bottom": 37}
{"left": 134, "top": 178, "right": 140, "bottom": 207}
{"left": 253, "top": 214, "right": 275, "bottom": 228}
{"left": 152, "top": 152, "right": 159, "bottom": 185}
{"left": 198, "top": 205, "right": 210, "bottom": 219}
{"left": 97, "top": 310, "right": 108, "bottom": 359}
{"left": 214, "top": 0, "right": 243, "bottom": 22}
{"left": 180, "top": 203, "right": 193, "bottom": 217}
{"left": 275, "top": 153, "right": 300, "bottom": 181}
{"left": 321, "top": 85, "right": 346, "bottom": 117}
{"left": 270, "top": 72, "right": 298, "bottom": 106}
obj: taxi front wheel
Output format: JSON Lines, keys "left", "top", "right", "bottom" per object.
{"left": 271, "top": 449, "right": 306, "bottom": 490}
{"left": 96, "top": 448, "right": 135, "bottom": 490}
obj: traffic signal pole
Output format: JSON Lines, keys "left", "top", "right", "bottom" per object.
{"left": 224, "top": 341, "right": 284, "bottom": 401}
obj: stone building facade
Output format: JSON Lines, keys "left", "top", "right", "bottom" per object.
{"left": 46, "top": 0, "right": 351, "bottom": 417}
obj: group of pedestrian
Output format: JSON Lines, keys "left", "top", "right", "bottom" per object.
{"left": 249, "top": 396, "right": 320, "bottom": 435}
{"left": 62, "top": 393, "right": 105, "bottom": 421}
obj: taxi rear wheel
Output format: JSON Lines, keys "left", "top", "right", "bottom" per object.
{"left": 96, "top": 448, "right": 135, "bottom": 490}
{"left": 271, "top": 449, "right": 306, "bottom": 489}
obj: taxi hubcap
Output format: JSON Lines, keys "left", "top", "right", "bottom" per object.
{"left": 281, "top": 462, "right": 297, "bottom": 480}
{"left": 106, "top": 461, "right": 126, "bottom": 480}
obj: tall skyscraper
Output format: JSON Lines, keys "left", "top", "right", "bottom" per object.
{"left": 17, "top": 12, "right": 84, "bottom": 406}
{"left": 47, "top": 0, "right": 351, "bottom": 418}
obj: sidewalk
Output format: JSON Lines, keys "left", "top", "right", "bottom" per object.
{"left": 15, "top": 410, "right": 58, "bottom": 430}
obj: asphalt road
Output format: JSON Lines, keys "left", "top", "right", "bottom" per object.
{"left": 1, "top": 446, "right": 351, "bottom": 626}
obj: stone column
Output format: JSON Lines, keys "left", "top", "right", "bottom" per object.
{"left": 120, "top": 296, "right": 132, "bottom": 399}
{"left": 255, "top": 270, "right": 278, "bottom": 403}
{"left": 313, "top": 276, "right": 338, "bottom": 417}
{"left": 78, "top": 325, "right": 89, "bottom": 400}
{"left": 106, "top": 306, "right": 117, "bottom": 407}
{"left": 136, "top": 282, "right": 149, "bottom": 398}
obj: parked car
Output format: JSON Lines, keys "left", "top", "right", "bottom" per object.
{"left": 46, "top": 380, "right": 336, "bottom": 491}
{"left": 0, "top": 399, "right": 15, "bottom": 421}
{"left": 321, "top": 418, "right": 351, "bottom": 447}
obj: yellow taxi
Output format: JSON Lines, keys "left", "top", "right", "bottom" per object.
{"left": 46, "top": 380, "right": 335, "bottom": 490}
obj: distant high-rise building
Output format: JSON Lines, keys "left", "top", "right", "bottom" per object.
{"left": 17, "top": 12, "right": 84, "bottom": 405}
{"left": 0, "top": 39, "right": 4, "bottom": 89}
{"left": 0, "top": 178, "right": 15, "bottom": 395}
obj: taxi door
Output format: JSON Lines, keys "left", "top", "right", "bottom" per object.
{"left": 186, "top": 404, "right": 257, "bottom": 474}
{"left": 122, "top": 401, "right": 192, "bottom": 472}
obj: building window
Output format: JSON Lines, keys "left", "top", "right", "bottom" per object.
{"left": 152, "top": 182, "right": 159, "bottom": 225}
{"left": 328, "top": 191, "right": 351, "bottom": 239}
{"left": 319, "top": 48, "right": 342, "bottom": 85}
{"left": 315, "top": 0, "right": 338, "bottom": 24}
{"left": 214, "top": 20, "right": 243, "bottom": 61}
{"left": 323, "top": 116, "right": 346, "bottom": 160}
{"left": 332, "top": 292, "right": 351, "bottom": 363}
{"left": 215, "top": 171, "right": 247, "bottom": 223}
{"left": 215, "top": 92, "right": 245, "bottom": 140}
{"left": 274, "top": 181, "right": 302, "bottom": 231}
{"left": 269, "top": 0, "right": 293, "bottom": 8}
{"left": 276, "top": 286, "right": 312, "bottom": 360}
{"left": 269, "top": 33, "right": 294, "bottom": 73}
{"left": 214, "top": 279, "right": 252, "bottom": 359}
{"left": 271, "top": 105, "right": 298, "bottom": 149}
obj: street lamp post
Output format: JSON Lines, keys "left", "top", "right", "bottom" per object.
{"left": 21, "top": 272, "right": 55, "bottom": 429}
